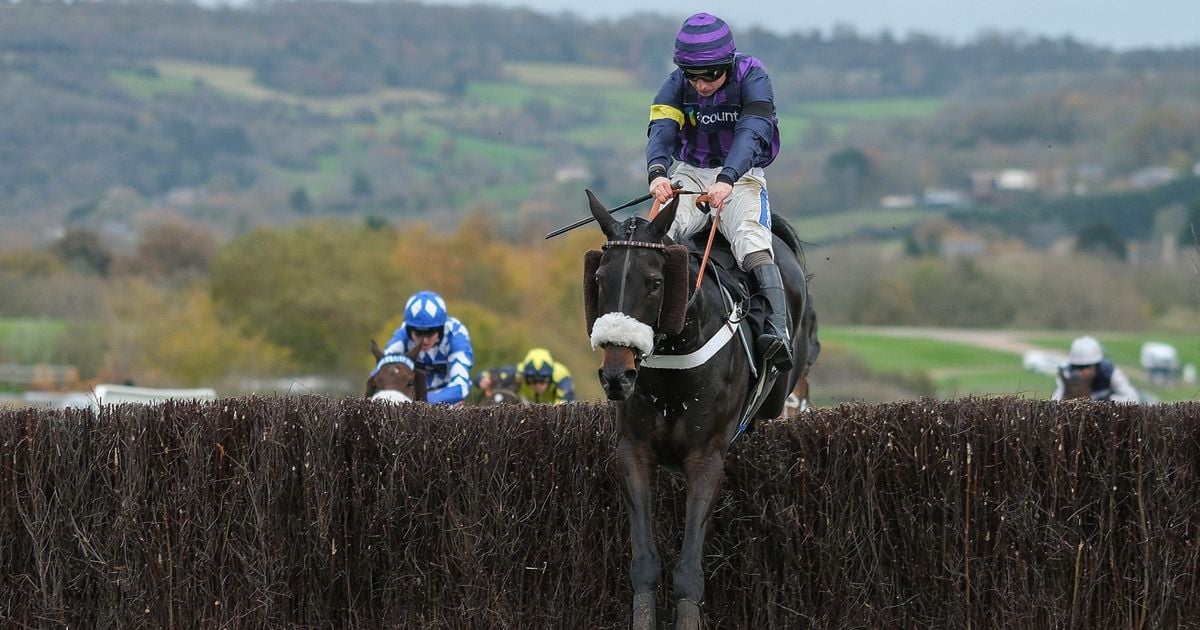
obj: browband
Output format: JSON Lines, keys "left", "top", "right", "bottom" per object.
{"left": 371, "top": 354, "right": 415, "bottom": 377}
{"left": 603, "top": 240, "right": 667, "bottom": 250}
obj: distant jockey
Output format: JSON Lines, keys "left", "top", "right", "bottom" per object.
{"left": 1051, "top": 335, "right": 1139, "bottom": 403}
{"left": 516, "top": 347, "right": 576, "bottom": 404}
{"left": 384, "top": 290, "right": 474, "bottom": 405}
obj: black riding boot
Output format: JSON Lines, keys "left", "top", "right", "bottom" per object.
{"left": 752, "top": 263, "right": 794, "bottom": 372}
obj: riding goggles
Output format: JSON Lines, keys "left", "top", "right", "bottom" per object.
{"left": 408, "top": 327, "right": 441, "bottom": 338}
{"left": 680, "top": 64, "right": 727, "bottom": 82}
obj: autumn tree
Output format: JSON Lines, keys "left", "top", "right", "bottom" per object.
{"left": 211, "top": 220, "right": 413, "bottom": 371}
{"left": 120, "top": 217, "right": 218, "bottom": 280}
{"left": 50, "top": 228, "right": 112, "bottom": 276}
{"left": 104, "top": 278, "right": 295, "bottom": 386}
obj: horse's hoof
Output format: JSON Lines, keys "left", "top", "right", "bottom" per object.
{"left": 674, "top": 598, "right": 702, "bottom": 630}
{"left": 631, "top": 592, "right": 656, "bottom": 630}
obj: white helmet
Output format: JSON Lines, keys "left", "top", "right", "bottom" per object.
{"left": 1068, "top": 336, "right": 1104, "bottom": 366}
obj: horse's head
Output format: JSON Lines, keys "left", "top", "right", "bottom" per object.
{"left": 367, "top": 338, "right": 428, "bottom": 402}
{"left": 583, "top": 190, "right": 690, "bottom": 400}
{"left": 1058, "top": 365, "right": 1092, "bottom": 400}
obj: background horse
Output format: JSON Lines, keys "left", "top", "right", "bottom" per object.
{"left": 783, "top": 374, "right": 812, "bottom": 417}
{"left": 474, "top": 365, "right": 524, "bottom": 405}
{"left": 583, "top": 191, "right": 818, "bottom": 630}
{"left": 366, "top": 339, "right": 427, "bottom": 403}
{"left": 1058, "top": 366, "right": 1093, "bottom": 400}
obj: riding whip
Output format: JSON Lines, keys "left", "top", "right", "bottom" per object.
{"left": 544, "top": 182, "right": 683, "bottom": 239}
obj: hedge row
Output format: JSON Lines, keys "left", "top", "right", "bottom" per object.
{"left": 2, "top": 397, "right": 1198, "bottom": 628}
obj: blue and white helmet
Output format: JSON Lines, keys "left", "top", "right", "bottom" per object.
{"left": 404, "top": 290, "right": 448, "bottom": 331}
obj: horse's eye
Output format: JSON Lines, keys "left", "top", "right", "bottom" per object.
{"left": 650, "top": 277, "right": 663, "bottom": 292}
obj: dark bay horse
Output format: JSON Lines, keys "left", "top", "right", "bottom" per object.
{"left": 366, "top": 339, "right": 427, "bottom": 403}
{"left": 1058, "top": 366, "right": 1092, "bottom": 400}
{"left": 583, "top": 190, "right": 818, "bottom": 630}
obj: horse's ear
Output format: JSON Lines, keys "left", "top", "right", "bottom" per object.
{"left": 648, "top": 196, "right": 679, "bottom": 240}
{"left": 659, "top": 244, "right": 689, "bottom": 335}
{"left": 583, "top": 249, "right": 602, "bottom": 335}
{"left": 371, "top": 339, "right": 384, "bottom": 361}
{"left": 586, "top": 190, "right": 620, "bottom": 239}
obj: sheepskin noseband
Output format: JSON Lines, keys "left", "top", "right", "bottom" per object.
{"left": 590, "top": 312, "right": 656, "bottom": 357}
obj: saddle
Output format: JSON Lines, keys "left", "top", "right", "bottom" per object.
{"left": 680, "top": 226, "right": 768, "bottom": 353}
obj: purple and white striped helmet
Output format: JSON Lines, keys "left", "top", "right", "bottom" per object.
{"left": 673, "top": 12, "right": 736, "bottom": 68}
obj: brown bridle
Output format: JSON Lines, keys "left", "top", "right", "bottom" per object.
{"left": 649, "top": 189, "right": 720, "bottom": 291}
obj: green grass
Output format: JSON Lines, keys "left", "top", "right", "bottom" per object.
{"left": 1, "top": 318, "right": 67, "bottom": 364}
{"left": 932, "top": 368, "right": 1054, "bottom": 400}
{"left": 822, "top": 329, "right": 1018, "bottom": 373}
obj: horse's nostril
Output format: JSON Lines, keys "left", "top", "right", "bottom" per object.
{"left": 598, "top": 367, "right": 638, "bottom": 393}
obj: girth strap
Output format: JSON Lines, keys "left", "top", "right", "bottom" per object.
{"left": 640, "top": 309, "right": 744, "bottom": 369}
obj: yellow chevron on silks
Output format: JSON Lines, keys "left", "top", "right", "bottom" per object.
{"left": 650, "top": 104, "right": 684, "bottom": 126}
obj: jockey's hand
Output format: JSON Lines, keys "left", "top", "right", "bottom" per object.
{"left": 649, "top": 176, "right": 674, "bottom": 204}
{"left": 705, "top": 181, "right": 733, "bottom": 210}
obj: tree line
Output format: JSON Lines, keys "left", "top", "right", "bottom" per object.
{"left": 3, "top": 0, "right": 1200, "bottom": 223}
{"left": 3, "top": 208, "right": 1198, "bottom": 397}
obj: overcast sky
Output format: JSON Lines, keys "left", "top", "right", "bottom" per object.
{"left": 408, "top": 0, "right": 1200, "bottom": 51}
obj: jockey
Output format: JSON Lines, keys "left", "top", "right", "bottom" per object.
{"left": 516, "top": 347, "right": 576, "bottom": 404}
{"left": 383, "top": 290, "right": 474, "bottom": 405}
{"left": 1052, "top": 335, "right": 1139, "bottom": 402}
{"left": 646, "top": 12, "right": 792, "bottom": 372}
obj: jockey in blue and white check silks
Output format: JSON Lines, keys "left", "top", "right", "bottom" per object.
{"left": 384, "top": 317, "right": 474, "bottom": 405}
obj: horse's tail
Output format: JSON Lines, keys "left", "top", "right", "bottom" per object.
{"left": 771, "top": 212, "right": 806, "bottom": 271}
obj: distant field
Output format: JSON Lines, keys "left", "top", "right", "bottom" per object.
{"left": 468, "top": 79, "right": 650, "bottom": 150}
{"left": 774, "top": 97, "right": 944, "bottom": 145}
{"left": 505, "top": 62, "right": 635, "bottom": 88}
{"left": 109, "top": 68, "right": 195, "bottom": 99}
{"left": 140, "top": 59, "right": 443, "bottom": 114}
{"left": 114, "top": 59, "right": 947, "bottom": 162}
{"left": 787, "top": 208, "right": 941, "bottom": 243}
{"left": 791, "top": 97, "right": 946, "bottom": 121}
{"left": 823, "top": 326, "right": 1200, "bottom": 403}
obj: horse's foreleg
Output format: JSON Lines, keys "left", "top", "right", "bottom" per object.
{"left": 673, "top": 448, "right": 725, "bottom": 630}
{"left": 616, "top": 438, "right": 659, "bottom": 630}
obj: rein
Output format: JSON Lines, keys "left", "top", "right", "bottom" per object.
{"left": 648, "top": 189, "right": 719, "bottom": 291}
